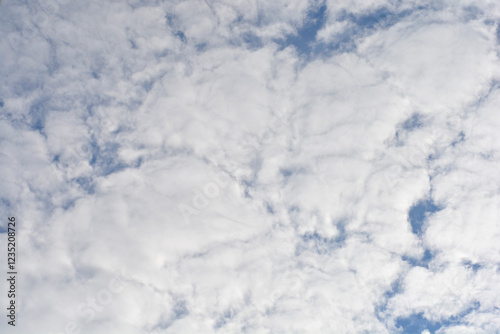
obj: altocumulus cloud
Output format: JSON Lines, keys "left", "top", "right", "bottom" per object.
{"left": 0, "top": 0, "right": 500, "bottom": 333}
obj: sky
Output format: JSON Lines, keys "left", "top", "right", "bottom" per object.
{"left": 0, "top": 0, "right": 500, "bottom": 333}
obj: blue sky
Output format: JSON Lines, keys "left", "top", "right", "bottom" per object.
{"left": 1, "top": 0, "right": 500, "bottom": 333}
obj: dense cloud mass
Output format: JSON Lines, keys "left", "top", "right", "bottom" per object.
{"left": 1, "top": 0, "right": 500, "bottom": 333}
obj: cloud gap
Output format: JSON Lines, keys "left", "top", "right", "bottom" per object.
{"left": 277, "top": 1, "right": 327, "bottom": 57}
{"left": 408, "top": 199, "right": 442, "bottom": 236}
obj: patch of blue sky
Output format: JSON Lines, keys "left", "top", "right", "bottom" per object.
{"left": 402, "top": 249, "right": 433, "bottom": 269}
{"left": 276, "top": 2, "right": 327, "bottom": 57}
{"left": 462, "top": 260, "right": 482, "bottom": 273}
{"left": 396, "top": 312, "right": 443, "bottom": 334}
{"left": 280, "top": 168, "right": 293, "bottom": 178}
{"left": 45, "top": 39, "right": 59, "bottom": 75}
{"left": 152, "top": 300, "right": 188, "bottom": 331}
{"left": 396, "top": 302, "right": 481, "bottom": 334}
{"left": 408, "top": 199, "right": 442, "bottom": 236}
{"left": 89, "top": 139, "right": 127, "bottom": 177}
{"left": 214, "top": 308, "right": 235, "bottom": 329}
{"left": 140, "top": 76, "right": 156, "bottom": 94}
{"left": 462, "top": 5, "right": 484, "bottom": 21}
{"left": 241, "top": 32, "right": 263, "bottom": 49}
{"left": 265, "top": 201, "right": 275, "bottom": 214}
{"left": 376, "top": 277, "right": 404, "bottom": 322}
{"left": 195, "top": 42, "right": 207, "bottom": 52}
{"left": 338, "top": 7, "right": 408, "bottom": 30}
{"left": 174, "top": 30, "right": 187, "bottom": 43}
{"left": 314, "top": 28, "right": 357, "bottom": 55}
{"left": 74, "top": 176, "right": 96, "bottom": 195}
{"left": 383, "top": 276, "right": 404, "bottom": 302}
{"left": 173, "top": 301, "right": 188, "bottom": 318}
{"left": 296, "top": 228, "right": 346, "bottom": 255}
{"left": 129, "top": 38, "right": 138, "bottom": 49}
{"left": 0, "top": 197, "right": 11, "bottom": 208}
{"left": 29, "top": 103, "right": 46, "bottom": 132}
{"left": 402, "top": 113, "right": 424, "bottom": 131}
{"left": 466, "top": 79, "right": 500, "bottom": 114}
{"left": 315, "top": 6, "right": 420, "bottom": 57}
{"left": 165, "top": 12, "right": 188, "bottom": 45}
{"left": 451, "top": 131, "right": 466, "bottom": 147}
{"left": 279, "top": 167, "right": 306, "bottom": 184}
{"left": 15, "top": 74, "right": 42, "bottom": 96}
{"left": 393, "top": 113, "right": 425, "bottom": 144}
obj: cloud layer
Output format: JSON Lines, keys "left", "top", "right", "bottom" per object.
{"left": 1, "top": 0, "right": 500, "bottom": 333}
